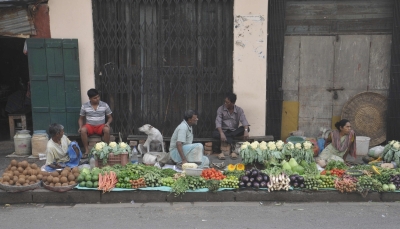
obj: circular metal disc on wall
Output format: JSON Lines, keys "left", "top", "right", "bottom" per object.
{"left": 341, "top": 92, "right": 387, "bottom": 146}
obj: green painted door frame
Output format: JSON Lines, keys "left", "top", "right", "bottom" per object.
{"left": 27, "top": 39, "right": 81, "bottom": 135}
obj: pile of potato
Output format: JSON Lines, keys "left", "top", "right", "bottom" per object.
{"left": 43, "top": 167, "right": 79, "bottom": 187}
{"left": 0, "top": 160, "right": 43, "bottom": 186}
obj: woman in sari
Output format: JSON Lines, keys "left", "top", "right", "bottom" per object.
{"left": 318, "top": 119, "right": 356, "bottom": 166}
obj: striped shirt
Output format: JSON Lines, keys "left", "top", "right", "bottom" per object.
{"left": 79, "top": 101, "right": 112, "bottom": 126}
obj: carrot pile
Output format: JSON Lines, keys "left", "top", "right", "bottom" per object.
{"left": 201, "top": 168, "right": 226, "bottom": 180}
{"left": 321, "top": 169, "right": 345, "bottom": 177}
{"left": 129, "top": 178, "right": 146, "bottom": 189}
{"left": 98, "top": 171, "right": 117, "bottom": 193}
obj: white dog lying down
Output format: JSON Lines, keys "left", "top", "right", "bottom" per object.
{"left": 138, "top": 124, "right": 165, "bottom": 154}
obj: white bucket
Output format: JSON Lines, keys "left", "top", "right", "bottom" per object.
{"left": 14, "top": 130, "right": 32, "bottom": 155}
{"left": 356, "top": 136, "right": 371, "bottom": 156}
{"left": 31, "top": 133, "right": 48, "bottom": 157}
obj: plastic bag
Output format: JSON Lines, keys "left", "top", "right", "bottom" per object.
{"left": 368, "top": 145, "right": 385, "bottom": 158}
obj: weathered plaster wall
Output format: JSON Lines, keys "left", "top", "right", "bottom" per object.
{"left": 48, "top": 0, "right": 94, "bottom": 103}
{"left": 233, "top": 0, "right": 268, "bottom": 136}
{"left": 31, "top": 4, "right": 51, "bottom": 38}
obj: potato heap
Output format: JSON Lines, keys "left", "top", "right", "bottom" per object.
{"left": 0, "top": 160, "right": 42, "bottom": 186}
{"left": 43, "top": 166, "right": 80, "bottom": 187}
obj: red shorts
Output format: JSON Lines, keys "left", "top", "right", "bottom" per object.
{"left": 85, "top": 124, "right": 105, "bottom": 136}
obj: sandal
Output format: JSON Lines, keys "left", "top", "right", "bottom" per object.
{"left": 81, "top": 154, "right": 89, "bottom": 159}
{"left": 217, "top": 153, "right": 226, "bottom": 160}
{"left": 230, "top": 152, "right": 238, "bottom": 160}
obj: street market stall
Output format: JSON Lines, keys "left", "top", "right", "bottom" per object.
{"left": 1, "top": 140, "right": 400, "bottom": 198}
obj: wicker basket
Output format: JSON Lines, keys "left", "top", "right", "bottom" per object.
{"left": 42, "top": 181, "right": 77, "bottom": 193}
{"left": 341, "top": 92, "right": 387, "bottom": 146}
{"left": 0, "top": 181, "right": 41, "bottom": 193}
{"left": 95, "top": 153, "right": 129, "bottom": 168}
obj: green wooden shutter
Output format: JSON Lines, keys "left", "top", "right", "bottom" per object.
{"left": 27, "top": 39, "right": 51, "bottom": 131}
{"left": 27, "top": 38, "right": 81, "bottom": 135}
{"left": 63, "top": 39, "right": 81, "bottom": 134}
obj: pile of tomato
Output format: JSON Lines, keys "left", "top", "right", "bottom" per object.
{"left": 320, "top": 169, "right": 345, "bottom": 177}
{"left": 201, "top": 168, "right": 226, "bottom": 180}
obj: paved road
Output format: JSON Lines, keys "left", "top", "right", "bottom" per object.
{"left": 1, "top": 202, "right": 399, "bottom": 229}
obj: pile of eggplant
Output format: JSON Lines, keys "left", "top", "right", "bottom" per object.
{"left": 289, "top": 174, "right": 305, "bottom": 188}
{"left": 239, "top": 169, "right": 269, "bottom": 189}
{"left": 389, "top": 174, "right": 400, "bottom": 190}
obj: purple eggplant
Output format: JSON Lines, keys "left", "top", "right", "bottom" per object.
{"left": 241, "top": 176, "right": 249, "bottom": 183}
{"left": 239, "top": 181, "right": 245, "bottom": 188}
{"left": 253, "top": 182, "right": 260, "bottom": 189}
{"left": 293, "top": 182, "right": 299, "bottom": 187}
{"left": 245, "top": 170, "right": 251, "bottom": 176}
{"left": 256, "top": 175, "right": 263, "bottom": 182}
{"left": 260, "top": 181, "right": 267, "bottom": 188}
{"left": 299, "top": 183, "right": 305, "bottom": 188}
{"left": 298, "top": 176, "right": 304, "bottom": 182}
{"left": 289, "top": 175, "right": 297, "bottom": 182}
{"left": 246, "top": 182, "right": 253, "bottom": 187}
{"left": 251, "top": 170, "right": 259, "bottom": 178}
{"left": 263, "top": 175, "right": 269, "bottom": 182}
{"left": 249, "top": 177, "right": 255, "bottom": 183}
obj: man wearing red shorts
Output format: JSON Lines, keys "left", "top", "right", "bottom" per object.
{"left": 78, "top": 88, "right": 113, "bottom": 157}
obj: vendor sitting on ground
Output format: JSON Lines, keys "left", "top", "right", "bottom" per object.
{"left": 45, "top": 123, "right": 82, "bottom": 172}
{"left": 169, "top": 110, "right": 209, "bottom": 168}
{"left": 318, "top": 119, "right": 356, "bottom": 167}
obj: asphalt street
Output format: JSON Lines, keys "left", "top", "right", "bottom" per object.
{"left": 1, "top": 202, "right": 399, "bottom": 229}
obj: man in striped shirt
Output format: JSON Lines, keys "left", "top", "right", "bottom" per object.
{"left": 78, "top": 88, "right": 113, "bottom": 157}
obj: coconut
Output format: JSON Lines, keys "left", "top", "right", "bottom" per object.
{"left": 69, "top": 181, "right": 76, "bottom": 185}
{"left": 8, "top": 180, "right": 14, "bottom": 185}
{"left": 49, "top": 183, "right": 54, "bottom": 187}
{"left": 61, "top": 170, "right": 69, "bottom": 177}
{"left": 73, "top": 172, "right": 80, "bottom": 178}
{"left": 60, "top": 177, "right": 68, "bottom": 183}
{"left": 13, "top": 176, "right": 18, "bottom": 182}
{"left": 37, "top": 174, "right": 43, "bottom": 180}
{"left": 53, "top": 177, "right": 60, "bottom": 184}
{"left": 10, "top": 159, "right": 18, "bottom": 166}
{"left": 47, "top": 175, "right": 53, "bottom": 183}
{"left": 21, "top": 161, "right": 29, "bottom": 169}
{"left": 55, "top": 183, "right": 61, "bottom": 187}
{"left": 30, "top": 175, "right": 37, "bottom": 182}
{"left": 72, "top": 167, "right": 79, "bottom": 173}
{"left": 22, "top": 169, "right": 28, "bottom": 175}
{"left": 2, "top": 182, "right": 10, "bottom": 185}
{"left": 62, "top": 183, "right": 69, "bottom": 186}
{"left": 10, "top": 166, "right": 17, "bottom": 171}
{"left": 17, "top": 167, "right": 24, "bottom": 173}
{"left": 23, "top": 183, "right": 29, "bottom": 186}
{"left": 51, "top": 171, "right": 59, "bottom": 177}
{"left": 2, "top": 175, "right": 10, "bottom": 182}
{"left": 18, "top": 175, "right": 26, "bottom": 179}
{"left": 67, "top": 174, "right": 75, "bottom": 182}
{"left": 18, "top": 178, "right": 25, "bottom": 184}
{"left": 30, "top": 170, "right": 38, "bottom": 176}
{"left": 13, "top": 170, "right": 20, "bottom": 176}
{"left": 31, "top": 163, "right": 38, "bottom": 169}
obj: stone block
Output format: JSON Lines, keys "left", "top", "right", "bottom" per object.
{"left": 31, "top": 189, "right": 101, "bottom": 203}
{"left": 101, "top": 190, "right": 167, "bottom": 203}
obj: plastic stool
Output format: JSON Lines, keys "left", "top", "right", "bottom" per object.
{"left": 8, "top": 114, "right": 27, "bottom": 139}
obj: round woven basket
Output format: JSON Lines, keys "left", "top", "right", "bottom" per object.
{"left": 341, "top": 92, "right": 387, "bottom": 146}
{"left": 0, "top": 181, "right": 41, "bottom": 193}
{"left": 42, "top": 181, "right": 77, "bottom": 193}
